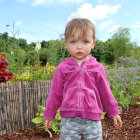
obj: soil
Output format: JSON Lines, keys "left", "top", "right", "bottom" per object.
{"left": 0, "top": 103, "right": 140, "bottom": 140}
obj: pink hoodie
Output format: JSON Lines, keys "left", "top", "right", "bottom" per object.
{"left": 44, "top": 57, "right": 120, "bottom": 120}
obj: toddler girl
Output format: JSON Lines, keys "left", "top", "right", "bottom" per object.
{"left": 44, "top": 18, "right": 122, "bottom": 140}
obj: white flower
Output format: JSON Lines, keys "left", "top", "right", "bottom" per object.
{"left": 35, "top": 41, "right": 41, "bottom": 52}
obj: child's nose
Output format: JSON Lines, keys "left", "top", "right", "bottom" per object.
{"left": 77, "top": 42, "right": 82, "bottom": 49}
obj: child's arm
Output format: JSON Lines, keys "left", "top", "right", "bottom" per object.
{"left": 44, "top": 65, "right": 64, "bottom": 120}
{"left": 98, "top": 65, "right": 120, "bottom": 117}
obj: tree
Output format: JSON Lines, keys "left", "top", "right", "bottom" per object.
{"left": 25, "top": 49, "right": 39, "bottom": 65}
{"left": 18, "top": 39, "right": 28, "bottom": 50}
{"left": 39, "top": 48, "right": 49, "bottom": 66}
{"left": 110, "top": 27, "right": 132, "bottom": 59}
{"left": 0, "top": 39, "right": 6, "bottom": 53}
{"left": 91, "top": 40, "right": 108, "bottom": 62}
{"left": 40, "top": 40, "right": 68, "bottom": 66}
{"left": 6, "top": 46, "right": 26, "bottom": 73}
{"left": 1, "top": 32, "right": 8, "bottom": 41}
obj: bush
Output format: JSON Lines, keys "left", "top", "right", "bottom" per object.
{"left": 0, "top": 53, "right": 13, "bottom": 82}
{"left": 32, "top": 106, "right": 61, "bottom": 138}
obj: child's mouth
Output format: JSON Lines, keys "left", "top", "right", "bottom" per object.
{"left": 76, "top": 52, "right": 83, "bottom": 55}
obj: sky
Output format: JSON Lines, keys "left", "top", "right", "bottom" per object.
{"left": 0, "top": 0, "right": 140, "bottom": 45}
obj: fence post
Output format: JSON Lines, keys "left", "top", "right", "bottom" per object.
{"left": 19, "top": 81, "right": 24, "bottom": 130}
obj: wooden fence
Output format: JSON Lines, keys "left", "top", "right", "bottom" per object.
{"left": 0, "top": 80, "right": 51, "bottom": 135}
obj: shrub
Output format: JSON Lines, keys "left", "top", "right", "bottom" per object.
{"left": 0, "top": 53, "right": 13, "bottom": 82}
{"left": 32, "top": 106, "right": 61, "bottom": 138}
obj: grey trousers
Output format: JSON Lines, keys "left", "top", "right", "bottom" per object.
{"left": 60, "top": 117, "right": 102, "bottom": 140}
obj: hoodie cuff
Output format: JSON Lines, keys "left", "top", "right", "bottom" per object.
{"left": 107, "top": 107, "right": 121, "bottom": 117}
{"left": 44, "top": 110, "right": 56, "bottom": 120}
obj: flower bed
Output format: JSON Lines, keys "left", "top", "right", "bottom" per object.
{"left": 11, "top": 64, "right": 56, "bottom": 81}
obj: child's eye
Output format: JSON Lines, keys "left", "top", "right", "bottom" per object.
{"left": 70, "top": 40, "right": 77, "bottom": 44}
{"left": 83, "top": 40, "right": 89, "bottom": 44}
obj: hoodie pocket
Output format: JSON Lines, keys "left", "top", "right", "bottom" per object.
{"left": 62, "top": 87, "right": 97, "bottom": 109}
{"left": 80, "top": 87, "right": 97, "bottom": 108}
{"left": 62, "top": 87, "right": 79, "bottom": 108}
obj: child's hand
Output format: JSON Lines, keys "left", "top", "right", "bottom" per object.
{"left": 112, "top": 115, "right": 122, "bottom": 128}
{"left": 44, "top": 119, "right": 53, "bottom": 130}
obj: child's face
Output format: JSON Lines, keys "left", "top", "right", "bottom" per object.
{"left": 65, "top": 30, "right": 96, "bottom": 62}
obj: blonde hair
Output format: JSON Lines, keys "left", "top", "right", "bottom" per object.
{"left": 64, "top": 18, "right": 95, "bottom": 41}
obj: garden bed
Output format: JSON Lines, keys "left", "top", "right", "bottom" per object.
{"left": 0, "top": 103, "right": 139, "bottom": 140}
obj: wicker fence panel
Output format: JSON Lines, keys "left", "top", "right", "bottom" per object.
{"left": 0, "top": 80, "right": 51, "bottom": 135}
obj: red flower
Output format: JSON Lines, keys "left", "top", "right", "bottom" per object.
{"left": 0, "top": 54, "right": 13, "bottom": 82}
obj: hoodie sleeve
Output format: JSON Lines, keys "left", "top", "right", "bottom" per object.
{"left": 98, "top": 64, "right": 120, "bottom": 117}
{"left": 44, "top": 65, "right": 63, "bottom": 120}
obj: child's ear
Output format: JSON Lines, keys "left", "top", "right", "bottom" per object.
{"left": 63, "top": 40, "right": 68, "bottom": 49}
{"left": 91, "top": 40, "right": 96, "bottom": 49}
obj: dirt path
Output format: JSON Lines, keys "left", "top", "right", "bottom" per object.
{"left": 0, "top": 104, "right": 140, "bottom": 140}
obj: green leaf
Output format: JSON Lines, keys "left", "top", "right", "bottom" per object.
{"left": 52, "top": 122, "right": 60, "bottom": 132}
{"left": 136, "top": 102, "right": 140, "bottom": 105}
{"left": 46, "top": 129, "right": 52, "bottom": 138}
{"left": 101, "top": 112, "right": 106, "bottom": 120}
{"left": 36, "top": 112, "right": 39, "bottom": 116}
{"left": 39, "top": 106, "right": 45, "bottom": 112}
{"left": 131, "top": 92, "right": 140, "bottom": 97}
{"left": 39, "top": 112, "right": 44, "bottom": 117}
{"left": 32, "top": 117, "right": 44, "bottom": 124}
{"left": 123, "top": 98, "right": 131, "bottom": 105}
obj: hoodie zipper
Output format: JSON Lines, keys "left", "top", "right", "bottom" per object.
{"left": 78, "top": 68, "right": 84, "bottom": 107}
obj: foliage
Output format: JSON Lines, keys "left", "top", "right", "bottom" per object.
{"left": 24, "top": 49, "right": 39, "bottom": 66}
{"left": 0, "top": 53, "right": 13, "bottom": 82}
{"left": 117, "top": 56, "right": 140, "bottom": 67}
{"left": 106, "top": 56, "right": 140, "bottom": 108}
{"left": 5, "top": 46, "right": 26, "bottom": 73}
{"left": 11, "top": 64, "right": 56, "bottom": 81}
{"left": 1, "top": 31, "right": 140, "bottom": 68}
{"left": 109, "top": 27, "right": 133, "bottom": 59}
{"left": 32, "top": 106, "right": 61, "bottom": 138}
{"left": 91, "top": 40, "right": 105, "bottom": 62}
{"left": 0, "top": 39, "right": 7, "bottom": 53}
{"left": 39, "top": 48, "right": 48, "bottom": 66}
{"left": 18, "top": 39, "right": 28, "bottom": 50}
{"left": 40, "top": 40, "right": 68, "bottom": 66}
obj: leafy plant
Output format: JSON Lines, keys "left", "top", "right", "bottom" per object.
{"left": 11, "top": 64, "right": 56, "bottom": 81}
{"left": 0, "top": 53, "right": 13, "bottom": 82}
{"left": 32, "top": 106, "right": 61, "bottom": 138}
{"left": 108, "top": 77, "right": 131, "bottom": 109}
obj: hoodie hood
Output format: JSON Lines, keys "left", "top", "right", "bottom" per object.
{"left": 59, "top": 56, "right": 102, "bottom": 73}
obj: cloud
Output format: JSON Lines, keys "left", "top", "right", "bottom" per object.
{"left": 108, "top": 23, "right": 140, "bottom": 34}
{"left": 130, "top": 25, "right": 140, "bottom": 28}
{"left": 99, "top": 19, "right": 114, "bottom": 30}
{"left": 68, "top": 3, "right": 121, "bottom": 21}
{"left": 130, "top": 21, "right": 140, "bottom": 28}
{"left": 97, "top": 0, "right": 106, "bottom": 3}
{"left": 31, "top": 0, "right": 53, "bottom": 6}
{"left": 108, "top": 25, "right": 127, "bottom": 33}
